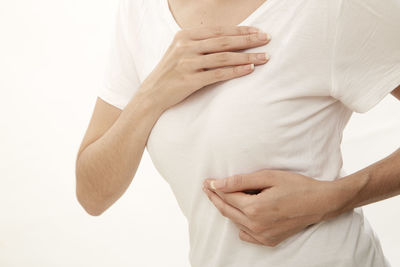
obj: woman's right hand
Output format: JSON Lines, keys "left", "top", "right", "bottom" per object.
{"left": 139, "top": 25, "right": 272, "bottom": 112}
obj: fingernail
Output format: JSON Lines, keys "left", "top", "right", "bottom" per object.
{"left": 257, "top": 32, "right": 268, "bottom": 40}
{"left": 249, "top": 27, "right": 260, "bottom": 33}
{"left": 212, "top": 179, "right": 224, "bottom": 190}
{"left": 210, "top": 181, "right": 216, "bottom": 190}
{"left": 257, "top": 53, "right": 267, "bottom": 60}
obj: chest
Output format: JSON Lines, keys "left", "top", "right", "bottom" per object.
{"left": 140, "top": 0, "right": 340, "bottom": 188}
{"left": 167, "top": 0, "right": 269, "bottom": 29}
{"left": 135, "top": 0, "right": 335, "bottom": 140}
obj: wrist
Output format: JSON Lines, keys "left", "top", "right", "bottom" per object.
{"left": 137, "top": 80, "right": 170, "bottom": 114}
{"left": 130, "top": 85, "right": 166, "bottom": 117}
{"left": 322, "top": 172, "right": 370, "bottom": 221}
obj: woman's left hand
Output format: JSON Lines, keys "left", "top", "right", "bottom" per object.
{"left": 202, "top": 169, "right": 346, "bottom": 247}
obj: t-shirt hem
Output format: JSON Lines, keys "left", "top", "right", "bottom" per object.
{"left": 97, "top": 86, "right": 129, "bottom": 110}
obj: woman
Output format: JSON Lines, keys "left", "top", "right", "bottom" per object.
{"left": 75, "top": 0, "right": 400, "bottom": 266}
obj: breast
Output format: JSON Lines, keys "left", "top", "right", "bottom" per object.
{"left": 143, "top": 3, "right": 341, "bottom": 191}
{"left": 146, "top": 59, "right": 338, "bottom": 188}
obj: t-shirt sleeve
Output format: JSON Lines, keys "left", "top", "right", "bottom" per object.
{"left": 330, "top": 0, "right": 400, "bottom": 113}
{"left": 97, "top": 0, "right": 142, "bottom": 110}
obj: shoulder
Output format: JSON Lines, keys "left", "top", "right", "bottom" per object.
{"left": 119, "top": 0, "right": 145, "bottom": 17}
{"left": 332, "top": 0, "right": 400, "bottom": 45}
{"left": 121, "top": 0, "right": 144, "bottom": 9}
{"left": 117, "top": 0, "right": 149, "bottom": 34}
{"left": 335, "top": 0, "right": 400, "bottom": 20}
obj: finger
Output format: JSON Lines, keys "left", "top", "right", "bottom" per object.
{"left": 233, "top": 221, "right": 258, "bottom": 237}
{"left": 183, "top": 25, "right": 261, "bottom": 40}
{"left": 205, "top": 171, "right": 276, "bottom": 193}
{"left": 260, "top": 217, "right": 313, "bottom": 246}
{"left": 211, "top": 189, "right": 253, "bottom": 212}
{"left": 236, "top": 219, "right": 304, "bottom": 247}
{"left": 196, "top": 32, "right": 271, "bottom": 54}
{"left": 238, "top": 229, "right": 263, "bottom": 245}
{"left": 195, "top": 51, "right": 269, "bottom": 70}
{"left": 264, "top": 224, "right": 306, "bottom": 247}
{"left": 203, "top": 187, "right": 252, "bottom": 228}
{"left": 195, "top": 63, "right": 255, "bottom": 85}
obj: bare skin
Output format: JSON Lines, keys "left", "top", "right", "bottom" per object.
{"left": 75, "top": 0, "right": 274, "bottom": 216}
{"left": 167, "top": 0, "right": 271, "bottom": 29}
{"left": 75, "top": 24, "right": 272, "bottom": 216}
{"left": 77, "top": 0, "right": 400, "bottom": 249}
{"left": 164, "top": 0, "right": 400, "bottom": 247}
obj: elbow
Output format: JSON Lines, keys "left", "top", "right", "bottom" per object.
{"left": 76, "top": 182, "right": 109, "bottom": 217}
{"left": 76, "top": 192, "right": 106, "bottom": 216}
{"left": 75, "top": 161, "right": 109, "bottom": 216}
{"left": 85, "top": 208, "right": 105, "bottom": 217}
{"left": 80, "top": 201, "right": 106, "bottom": 217}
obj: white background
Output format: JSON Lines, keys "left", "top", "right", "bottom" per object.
{"left": 0, "top": 0, "right": 399, "bottom": 266}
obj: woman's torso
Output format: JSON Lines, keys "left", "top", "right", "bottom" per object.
{"left": 125, "top": 0, "right": 391, "bottom": 266}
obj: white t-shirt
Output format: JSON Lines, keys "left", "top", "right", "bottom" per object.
{"left": 98, "top": 0, "right": 400, "bottom": 266}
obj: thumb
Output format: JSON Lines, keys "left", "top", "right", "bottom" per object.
{"left": 207, "top": 172, "right": 275, "bottom": 193}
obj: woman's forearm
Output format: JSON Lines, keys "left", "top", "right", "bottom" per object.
{"left": 325, "top": 147, "right": 400, "bottom": 220}
{"left": 75, "top": 88, "right": 164, "bottom": 216}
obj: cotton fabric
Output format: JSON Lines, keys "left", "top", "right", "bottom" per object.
{"left": 98, "top": 0, "right": 400, "bottom": 266}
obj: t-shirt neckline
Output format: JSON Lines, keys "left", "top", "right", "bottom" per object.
{"left": 161, "top": 0, "right": 274, "bottom": 33}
